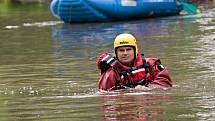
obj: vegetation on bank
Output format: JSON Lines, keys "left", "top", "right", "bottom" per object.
{"left": 0, "top": 0, "right": 51, "bottom": 5}
{"left": 0, "top": 0, "right": 51, "bottom": 17}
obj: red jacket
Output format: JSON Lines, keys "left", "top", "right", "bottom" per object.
{"left": 97, "top": 53, "right": 172, "bottom": 91}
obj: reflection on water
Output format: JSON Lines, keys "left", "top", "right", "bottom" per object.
{"left": 0, "top": 2, "right": 215, "bottom": 121}
{"left": 190, "top": 8, "right": 215, "bottom": 121}
{"left": 100, "top": 92, "right": 170, "bottom": 121}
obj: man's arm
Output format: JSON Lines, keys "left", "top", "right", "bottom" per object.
{"left": 98, "top": 68, "right": 120, "bottom": 91}
{"left": 135, "top": 58, "right": 172, "bottom": 90}
{"left": 149, "top": 67, "right": 172, "bottom": 87}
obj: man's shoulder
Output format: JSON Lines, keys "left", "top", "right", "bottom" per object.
{"left": 101, "top": 68, "right": 117, "bottom": 76}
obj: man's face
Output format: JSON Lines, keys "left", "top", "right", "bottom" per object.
{"left": 116, "top": 46, "right": 135, "bottom": 66}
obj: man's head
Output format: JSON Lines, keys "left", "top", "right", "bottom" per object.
{"left": 114, "top": 33, "right": 138, "bottom": 66}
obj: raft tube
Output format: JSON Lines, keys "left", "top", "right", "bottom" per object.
{"left": 50, "top": 0, "right": 183, "bottom": 23}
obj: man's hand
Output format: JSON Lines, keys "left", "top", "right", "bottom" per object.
{"left": 96, "top": 52, "right": 115, "bottom": 74}
{"left": 96, "top": 52, "right": 109, "bottom": 69}
{"left": 134, "top": 85, "right": 152, "bottom": 90}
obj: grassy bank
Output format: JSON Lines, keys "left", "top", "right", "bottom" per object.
{"left": 1, "top": 0, "right": 51, "bottom": 4}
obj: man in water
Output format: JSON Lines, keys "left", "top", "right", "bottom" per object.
{"left": 96, "top": 33, "right": 172, "bottom": 91}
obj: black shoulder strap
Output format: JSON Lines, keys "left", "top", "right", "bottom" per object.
{"left": 113, "top": 62, "right": 130, "bottom": 82}
{"left": 141, "top": 54, "right": 149, "bottom": 74}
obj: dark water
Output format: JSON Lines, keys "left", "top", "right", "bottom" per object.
{"left": 0, "top": 2, "right": 215, "bottom": 121}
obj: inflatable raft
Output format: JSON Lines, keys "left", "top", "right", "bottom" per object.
{"left": 50, "top": 0, "right": 184, "bottom": 23}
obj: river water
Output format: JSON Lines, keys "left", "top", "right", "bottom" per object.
{"left": 0, "top": 2, "right": 215, "bottom": 121}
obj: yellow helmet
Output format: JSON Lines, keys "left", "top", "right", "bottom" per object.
{"left": 114, "top": 33, "right": 138, "bottom": 58}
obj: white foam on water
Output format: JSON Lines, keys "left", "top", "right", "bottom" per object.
{"left": 41, "top": 94, "right": 100, "bottom": 99}
{"left": 23, "top": 21, "right": 63, "bottom": 27}
{"left": 4, "top": 21, "right": 63, "bottom": 30}
{"left": 5, "top": 26, "right": 20, "bottom": 29}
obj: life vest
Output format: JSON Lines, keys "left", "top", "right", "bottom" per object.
{"left": 100, "top": 53, "right": 149, "bottom": 88}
